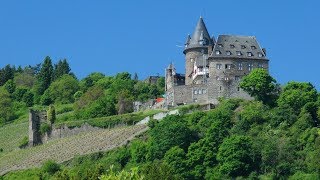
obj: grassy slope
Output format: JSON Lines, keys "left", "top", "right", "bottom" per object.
{"left": 0, "top": 121, "right": 28, "bottom": 155}
{"left": 0, "top": 124, "right": 147, "bottom": 175}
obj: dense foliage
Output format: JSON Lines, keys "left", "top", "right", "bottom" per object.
{"left": 1, "top": 62, "right": 320, "bottom": 179}
{"left": 0, "top": 58, "right": 165, "bottom": 126}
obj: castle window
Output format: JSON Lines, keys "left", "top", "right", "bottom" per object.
{"left": 215, "top": 50, "right": 221, "bottom": 55}
{"left": 219, "top": 86, "right": 222, "bottom": 91}
{"left": 190, "top": 58, "right": 194, "bottom": 62}
{"left": 248, "top": 63, "right": 253, "bottom": 71}
{"left": 230, "top": 44, "right": 235, "bottom": 48}
{"left": 258, "top": 52, "right": 263, "bottom": 57}
{"left": 237, "top": 87, "right": 240, "bottom": 91}
{"left": 251, "top": 46, "right": 257, "bottom": 50}
{"left": 258, "top": 63, "right": 264, "bottom": 68}
{"left": 198, "top": 90, "right": 202, "bottom": 94}
{"left": 238, "top": 63, "right": 243, "bottom": 70}
{"left": 216, "top": 64, "right": 222, "bottom": 70}
{"left": 247, "top": 52, "right": 253, "bottom": 57}
{"left": 226, "top": 51, "right": 231, "bottom": 56}
{"left": 235, "top": 76, "right": 240, "bottom": 81}
{"left": 218, "top": 44, "right": 223, "bottom": 48}
{"left": 225, "top": 64, "right": 231, "bottom": 69}
{"left": 241, "top": 45, "right": 246, "bottom": 49}
{"left": 202, "top": 89, "right": 207, "bottom": 94}
{"left": 225, "top": 77, "right": 229, "bottom": 81}
{"left": 236, "top": 51, "right": 242, "bottom": 56}
{"left": 194, "top": 90, "right": 198, "bottom": 95}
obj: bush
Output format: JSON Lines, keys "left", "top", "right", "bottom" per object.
{"left": 42, "top": 160, "right": 61, "bottom": 175}
{"left": 19, "top": 136, "right": 29, "bottom": 149}
{"left": 47, "top": 105, "right": 56, "bottom": 124}
{"left": 40, "top": 123, "right": 51, "bottom": 135}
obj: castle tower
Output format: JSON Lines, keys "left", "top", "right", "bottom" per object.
{"left": 183, "top": 17, "right": 214, "bottom": 85}
{"left": 165, "top": 63, "right": 175, "bottom": 91}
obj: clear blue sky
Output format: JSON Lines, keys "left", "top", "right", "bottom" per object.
{"left": 0, "top": 1, "right": 319, "bottom": 88}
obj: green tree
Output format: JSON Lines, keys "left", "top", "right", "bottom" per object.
{"left": 130, "top": 140, "right": 148, "bottom": 164}
{"left": 54, "top": 59, "right": 71, "bottom": 80}
{"left": 240, "top": 68, "right": 279, "bottom": 105}
{"left": 148, "top": 115, "right": 195, "bottom": 160}
{"left": 277, "top": 82, "right": 318, "bottom": 113}
{"left": 164, "top": 146, "right": 188, "bottom": 178}
{"left": 0, "top": 64, "right": 14, "bottom": 86}
{"left": 22, "top": 90, "right": 34, "bottom": 107}
{"left": 3, "top": 79, "right": 16, "bottom": 94}
{"left": 0, "top": 88, "right": 14, "bottom": 124}
{"left": 35, "top": 56, "right": 54, "bottom": 95}
{"left": 217, "top": 135, "right": 256, "bottom": 178}
{"left": 48, "top": 74, "right": 79, "bottom": 104}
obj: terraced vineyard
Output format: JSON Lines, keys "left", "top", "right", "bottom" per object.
{"left": 0, "top": 124, "right": 148, "bottom": 175}
{"left": 0, "top": 121, "right": 29, "bottom": 155}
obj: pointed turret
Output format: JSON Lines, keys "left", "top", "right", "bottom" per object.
{"left": 184, "top": 17, "right": 213, "bottom": 52}
{"left": 185, "top": 34, "right": 191, "bottom": 48}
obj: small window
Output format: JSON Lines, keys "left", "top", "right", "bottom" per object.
{"left": 238, "top": 63, "right": 243, "bottom": 70}
{"left": 235, "top": 76, "right": 240, "bottom": 81}
{"left": 258, "top": 63, "right": 264, "bottom": 68}
{"left": 241, "top": 45, "right": 246, "bottom": 49}
{"left": 247, "top": 52, "right": 253, "bottom": 57}
{"left": 215, "top": 50, "right": 221, "bottom": 55}
{"left": 236, "top": 51, "right": 242, "bottom": 56}
{"left": 251, "top": 46, "right": 256, "bottom": 50}
{"left": 194, "top": 90, "right": 198, "bottom": 95}
{"left": 230, "top": 44, "right": 235, "bottom": 48}
{"left": 258, "top": 52, "right": 263, "bottom": 57}
{"left": 226, "top": 51, "right": 231, "bottom": 56}
{"left": 225, "top": 77, "right": 229, "bottom": 81}
{"left": 248, "top": 63, "right": 253, "bottom": 71}
{"left": 218, "top": 44, "right": 223, "bottom": 48}
{"left": 237, "top": 87, "right": 240, "bottom": 91}
{"left": 190, "top": 58, "right": 194, "bottom": 62}
{"left": 216, "top": 64, "right": 222, "bottom": 70}
{"left": 202, "top": 89, "right": 207, "bottom": 94}
{"left": 219, "top": 86, "right": 222, "bottom": 91}
{"left": 225, "top": 64, "right": 231, "bottom": 69}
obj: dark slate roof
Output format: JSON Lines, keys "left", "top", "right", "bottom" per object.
{"left": 184, "top": 17, "right": 214, "bottom": 51}
{"left": 210, "top": 35, "right": 267, "bottom": 60}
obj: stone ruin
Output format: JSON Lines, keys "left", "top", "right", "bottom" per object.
{"left": 28, "top": 109, "right": 49, "bottom": 146}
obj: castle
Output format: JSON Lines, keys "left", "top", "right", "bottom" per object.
{"left": 165, "top": 17, "right": 269, "bottom": 107}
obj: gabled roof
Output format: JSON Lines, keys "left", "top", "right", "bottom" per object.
{"left": 184, "top": 17, "right": 214, "bottom": 52}
{"left": 210, "top": 35, "right": 267, "bottom": 60}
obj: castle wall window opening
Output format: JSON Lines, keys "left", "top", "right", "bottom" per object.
{"left": 216, "top": 64, "right": 222, "bottom": 69}
{"left": 238, "top": 63, "right": 243, "bottom": 70}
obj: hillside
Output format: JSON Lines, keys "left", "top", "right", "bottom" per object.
{"left": 0, "top": 124, "right": 147, "bottom": 175}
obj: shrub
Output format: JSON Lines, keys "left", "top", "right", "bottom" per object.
{"left": 40, "top": 123, "right": 51, "bottom": 135}
{"left": 19, "top": 136, "right": 29, "bottom": 149}
{"left": 47, "top": 105, "right": 56, "bottom": 124}
{"left": 42, "top": 160, "right": 61, "bottom": 175}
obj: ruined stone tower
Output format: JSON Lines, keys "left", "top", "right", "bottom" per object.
{"left": 28, "top": 109, "right": 47, "bottom": 146}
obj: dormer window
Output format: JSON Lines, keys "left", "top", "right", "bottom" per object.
{"left": 215, "top": 50, "right": 221, "bottom": 55}
{"left": 258, "top": 52, "right": 263, "bottom": 57}
{"left": 218, "top": 44, "right": 223, "bottom": 48}
{"left": 225, "top": 64, "right": 231, "bottom": 70}
{"left": 247, "top": 52, "right": 253, "bottom": 57}
{"left": 241, "top": 45, "right": 246, "bottom": 49}
{"left": 236, "top": 51, "right": 242, "bottom": 56}
{"left": 251, "top": 46, "right": 257, "bottom": 50}
{"left": 230, "top": 44, "right": 235, "bottom": 48}
{"left": 226, "top": 51, "right": 231, "bottom": 56}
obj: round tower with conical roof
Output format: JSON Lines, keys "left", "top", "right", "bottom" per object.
{"left": 183, "top": 17, "right": 214, "bottom": 85}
